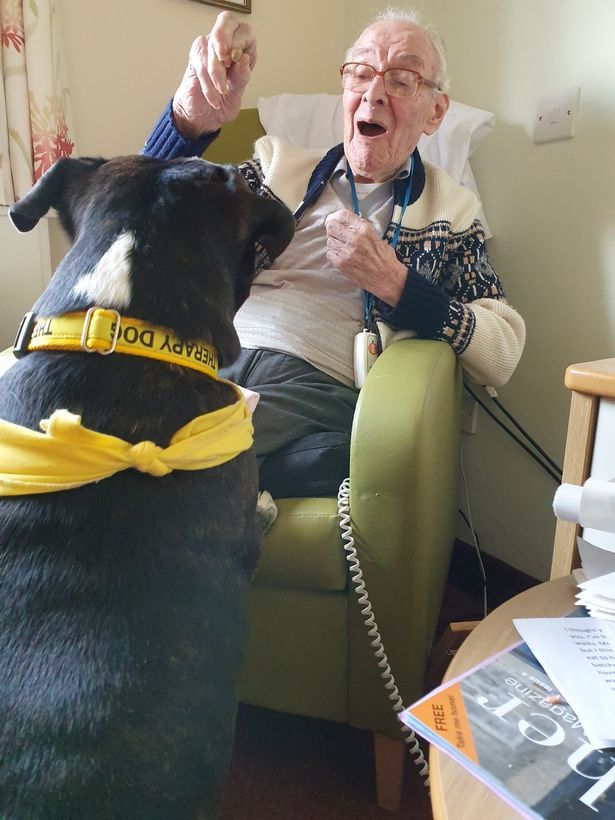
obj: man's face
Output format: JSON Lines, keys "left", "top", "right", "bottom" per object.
{"left": 343, "top": 22, "right": 449, "bottom": 183}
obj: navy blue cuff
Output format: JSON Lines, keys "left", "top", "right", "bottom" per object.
{"left": 141, "top": 99, "right": 220, "bottom": 159}
{"left": 380, "top": 268, "right": 451, "bottom": 337}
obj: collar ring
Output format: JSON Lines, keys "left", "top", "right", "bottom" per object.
{"left": 80, "top": 307, "right": 121, "bottom": 355}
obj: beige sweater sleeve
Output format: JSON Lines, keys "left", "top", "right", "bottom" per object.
{"left": 457, "top": 297, "right": 526, "bottom": 387}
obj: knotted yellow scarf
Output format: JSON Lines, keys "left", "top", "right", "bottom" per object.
{"left": 0, "top": 392, "right": 253, "bottom": 496}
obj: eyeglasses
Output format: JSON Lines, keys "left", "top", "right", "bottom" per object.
{"left": 340, "top": 62, "right": 441, "bottom": 98}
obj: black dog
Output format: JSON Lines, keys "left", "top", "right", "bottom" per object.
{"left": 0, "top": 155, "right": 294, "bottom": 819}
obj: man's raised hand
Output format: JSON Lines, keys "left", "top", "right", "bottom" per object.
{"left": 172, "top": 11, "right": 256, "bottom": 139}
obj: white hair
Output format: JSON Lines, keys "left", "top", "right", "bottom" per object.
{"left": 347, "top": 6, "right": 450, "bottom": 93}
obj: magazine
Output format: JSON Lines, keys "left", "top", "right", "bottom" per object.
{"left": 400, "top": 639, "right": 615, "bottom": 818}
{"left": 513, "top": 616, "right": 615, "bottom": 749}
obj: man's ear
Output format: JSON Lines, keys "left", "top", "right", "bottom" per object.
{"left": 423, "top": 92, "right": 450, "bottom": 136}
{"left": 9, "top": 157, "right": 106, "bottom": 235}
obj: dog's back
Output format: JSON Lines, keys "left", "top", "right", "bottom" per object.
{"left": 0, "top": 155, "right": 294, "bottom": 819}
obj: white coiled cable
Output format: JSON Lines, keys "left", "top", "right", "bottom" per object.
{"left": 337, "top": 478, "right": 430, "bottom": 785}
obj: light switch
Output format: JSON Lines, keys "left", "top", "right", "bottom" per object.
{"left": 533, "top": 87, "right": 580, "bottom": 144}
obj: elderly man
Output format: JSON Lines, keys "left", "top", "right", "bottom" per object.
{"left": 143, "top": 7, "right": 525, "bottom": 470}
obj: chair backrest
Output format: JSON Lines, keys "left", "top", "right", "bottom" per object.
{"left": 204, "top": 109, "right": 265, "bottom": 165}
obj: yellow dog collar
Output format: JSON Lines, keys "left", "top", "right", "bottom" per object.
{"left": 13, "top": 308, "right": 218, "bottom": 378}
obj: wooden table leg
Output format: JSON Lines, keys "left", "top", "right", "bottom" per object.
{"left": 374, "top": 732, "right": 406, "bottom": 811}
{"left": 550, "top": 390, "right": 598, "bottom": 578}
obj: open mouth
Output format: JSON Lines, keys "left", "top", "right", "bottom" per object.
{"left": 357, "top": 121, "right": 387, "bottom": 137}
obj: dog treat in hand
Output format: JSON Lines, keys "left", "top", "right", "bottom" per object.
{"left": 230, "top": 45, "right": 243, "bottom": 62}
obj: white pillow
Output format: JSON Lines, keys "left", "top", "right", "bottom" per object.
{"left": 257, "top": 93, "right": 494, "bottom": 236}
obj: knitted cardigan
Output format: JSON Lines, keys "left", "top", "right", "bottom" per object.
{"left": 143, "top": 103, "right": 525, "bottom": 387}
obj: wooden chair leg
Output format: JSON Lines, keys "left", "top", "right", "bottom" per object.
{"left": 374, "top": 732, "right": 406, "bottom": 811}
{"left": 424, "top": 620, "right": 481, "bottom": 693}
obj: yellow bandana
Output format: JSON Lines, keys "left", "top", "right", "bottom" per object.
{"left": 0, "top": 390, "right": 253, "bottom": 496}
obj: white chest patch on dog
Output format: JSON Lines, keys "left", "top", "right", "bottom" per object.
{"left": 73, "top": 231, "right": 134, "bottom": 308}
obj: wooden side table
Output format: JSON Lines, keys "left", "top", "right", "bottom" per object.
{"left": 551, "top": 358, "right": 615, "bottom": 578}
{"left": 429, "top": 574, "right": 577, "bottom": 819}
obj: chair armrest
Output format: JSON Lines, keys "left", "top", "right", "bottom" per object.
{"left": 346, "top": 339, "right": 462, "bottom": 735}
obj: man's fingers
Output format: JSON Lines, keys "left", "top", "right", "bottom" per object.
{"left": 207, "top": 35, "right": 229, "bottom": 99}
{"left": 209, "top": 12, "right": 256, "bottom": 67}
{"left": 183, "top": 35, "right": 220, "bottom": 109}
{"left": 229, "top": 23, "right": 257, "bottom": 68}
{"left": 213, "top": 17, "right": 256, "bottom": 65}
{"left": 325, "top": 209, "right": 362, "bottom": 239}
{"left": 207, "top": 12, "right": 240, "bottom": 95}
{"left": 209, "top": 10, "right": 239, "bottom": 59}
{"left": 205, "top": 15, "right": 256, "bottom": 100}
{"left": 226, "top": 52, "right": 253, "bottom": 96}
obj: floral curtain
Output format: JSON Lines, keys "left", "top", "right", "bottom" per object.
{"left": 0, "top": 0, "right": 75, "bottom": 206}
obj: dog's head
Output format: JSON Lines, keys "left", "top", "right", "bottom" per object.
{"left": 9, "top": 156, "right": 295, "bottom": 365}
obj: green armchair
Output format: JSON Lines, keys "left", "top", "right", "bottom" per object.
{"left": 237, "top": 340, "right": 461, "bottom": 809}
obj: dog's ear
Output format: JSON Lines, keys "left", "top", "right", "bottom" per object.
{"left": 9, "top": 157, "right": 106, "bottom": 235}
{"left": 232, "top": 193, "right": 295, "bottom": 311}
{"left": 246, "top": 194, "right": 295, "bottom": 264}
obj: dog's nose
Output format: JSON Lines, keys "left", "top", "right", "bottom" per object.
{"left": 128, "top": 441, "right": 170, "bottom": 477}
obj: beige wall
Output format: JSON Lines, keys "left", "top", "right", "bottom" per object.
{"left": 347, "top": 0, "right": 615, "bottom": 580}
{"left": 58, "top": 0, "right": 344, "bottom": 157}
{"left": 0, "top": 210, "right": 52, "bottom": 348}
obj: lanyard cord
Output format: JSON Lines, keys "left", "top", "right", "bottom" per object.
{"left": 346, "top": 158, "right": 414, "bottom": 326}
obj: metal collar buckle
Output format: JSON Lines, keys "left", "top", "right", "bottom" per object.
{"left": 12, "top": 311, "right": 37, "bottom": 358}
{"left": 80, "top": 308, "right": 121, "bottom": 355}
